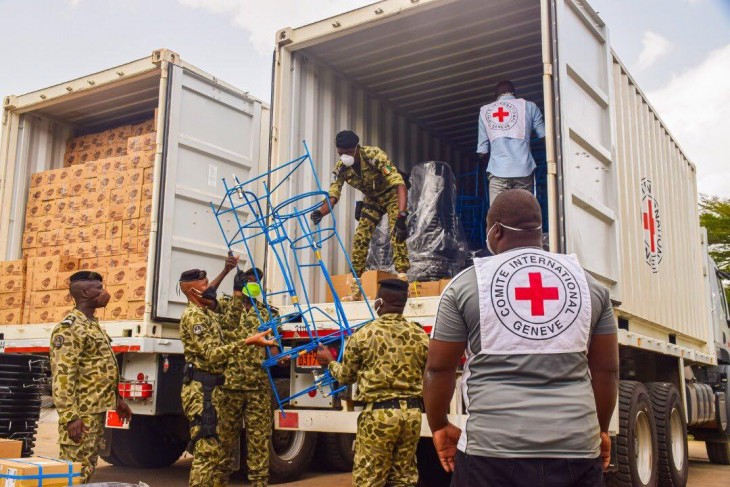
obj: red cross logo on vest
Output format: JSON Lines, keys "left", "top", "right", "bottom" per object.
{"left": 515, "top": 272, "right": 559, "bottom": 316}
{"left": 492, "top": 107, "right": 510, "bottom": 123}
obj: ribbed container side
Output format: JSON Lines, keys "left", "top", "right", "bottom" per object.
{"left": 612, "top": 58, "right": 709, "bottom": 350}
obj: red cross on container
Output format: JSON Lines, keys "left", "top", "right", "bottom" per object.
{"left": 492, "top": 107, "right": 510, "bottom": 123}
{"left": 643, "top": 200, "right": 656, "bottom": 253}
{"left": 515, "top": 272, "right": 559, "bottom": 316}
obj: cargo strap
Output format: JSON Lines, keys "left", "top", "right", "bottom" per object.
{"left": 360, "top": 202, "right": 384, "bottom": 224}
{"left": 187, "top": 368, "right": 224, "bottom": 448}
{"left": 2, "top": 457, "right": 79, "bottom": 486}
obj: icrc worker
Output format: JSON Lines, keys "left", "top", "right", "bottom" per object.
{"left": 424, "top": 189, "right": 619, "bottom": 486}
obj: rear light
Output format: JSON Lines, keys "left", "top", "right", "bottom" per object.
{"left": 118, "top": 377, "right": 154, "bottom": 400}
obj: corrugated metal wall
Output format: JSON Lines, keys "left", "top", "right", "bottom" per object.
{"left": 272, "top": 53, "right": 465, "bottom": 301}
{"left": 612, "top": 58, "right": 710, "bottom": 349}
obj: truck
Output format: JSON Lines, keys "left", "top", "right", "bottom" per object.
{"left": 0, "top": 1, "right": 729, "bottom": 486}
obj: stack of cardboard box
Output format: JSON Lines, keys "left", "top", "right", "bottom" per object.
{"left": 0, "top": 118, "right": 156, "bottom": 325}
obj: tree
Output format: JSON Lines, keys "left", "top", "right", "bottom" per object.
{"left": 699, "top": 195, "right": 730, "bottom": 303}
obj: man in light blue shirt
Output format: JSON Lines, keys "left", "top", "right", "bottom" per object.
{"left": 477, "top": 80, "right": 545, "bottom": 204}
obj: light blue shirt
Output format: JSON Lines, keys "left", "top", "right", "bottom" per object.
{"left": 477, "top": 94, "right": 546, "bottom": 178}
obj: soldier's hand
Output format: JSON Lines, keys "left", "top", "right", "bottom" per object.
{"left": 244, "top": 329, "right": 278, "bottom": 347}
{"left": 116, "top": 398, "right": 132, "bottom": 421}
{"left": 600, "top": 431, "right": 611, "bottom": 471}
{"left": 310, "top": 210, "right": 323, "bottom": 225}
{"left": 432, "top": 423, "right": 461, "bottom": 473}
{"left": 316, "top": 345, "right": 335, "bottom": 366}
{"left": 67, "top": 419, "right": 87, "bottom": 443}
{"left": 224, "top": 253, "right": 240, "bottom": 272}
{"left": 394, "top": 215, "right": 408, "bottom": 243}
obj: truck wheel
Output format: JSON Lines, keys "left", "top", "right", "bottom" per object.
{"left": 102, "top": 415, "right": 188, "bottom": 468}
{"left": 315, "top": 433, "right": 355, "bottom": 471}
{"left": 705, "top": 438, "right": 730, "bottom": 465}
{"left": 269, "top": 378, "right": 317, "bottom": 484}
{"left": 646, "top": 383, "right": 688, "bottom": 486}
{"left": 606, "top": 381, "right": 658, "bottom": 487}
{"left": 416, "top": 438, "right": 452, "bottom": 487}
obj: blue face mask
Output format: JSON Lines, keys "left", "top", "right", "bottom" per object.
{"left": 486, "top": 222, "right": 543, "bottom": 255}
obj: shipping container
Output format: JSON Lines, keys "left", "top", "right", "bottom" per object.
{"left": 0, "top": 49, "right": 269, "bottom": 338}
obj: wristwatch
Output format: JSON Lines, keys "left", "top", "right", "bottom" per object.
{"left": 398, "top": 211, "right": 408, "bottom": 218}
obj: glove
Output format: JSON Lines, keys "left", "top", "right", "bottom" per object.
{"left": 310, "top": 210, "right": 323, "bottom": 225}
{"left": 394, "top": 215, "right": 408, "bottom": 243}
{"left": 233, "top": 269, "right": 246, "bottom": 293}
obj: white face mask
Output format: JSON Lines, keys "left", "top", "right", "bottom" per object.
{"left": 486, "top": 222, "right": 543, "bottom": 255}
{"left": 340, "top": 154, "right": 355, "bottom": 167}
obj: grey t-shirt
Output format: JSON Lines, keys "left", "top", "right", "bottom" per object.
{"left": 432, "top": 259, "right": 617, "bottom": 459}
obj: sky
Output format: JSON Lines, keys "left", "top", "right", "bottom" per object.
{"left": 0, "top": 0, "right": 728, "bottom": 196}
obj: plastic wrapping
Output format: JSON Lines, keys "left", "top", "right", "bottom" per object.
{"left": 366, "top": 161, "right": 467, "bottom": 280}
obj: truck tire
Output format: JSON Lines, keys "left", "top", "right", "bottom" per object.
{"left": 646, "top": 383, "right": 688, "bottom": 486}
{"left": 606, "top": 381, "right": 658, "bottom": 487}
{"left": 416, "top": 438, "right": 452, "bottom": 487}
{"left": 268, "top": 378, "right": 317, "bottom": 484}
{"left": 315, "top": 433, "right": 356, "bottom": 472}
{"left": 705, "top": 439, "right": 730, "bottom": 465}
{"left": 101, "top": 415, "right": 188, "bottom": 468}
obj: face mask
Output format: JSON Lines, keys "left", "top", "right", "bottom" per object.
{"left": 201, "top": 287, "right": 217, "bottom": 303}
{"left": 486, "top": 222, "right": 543, "bottom": 255}
{"left": 373, "top": 298, "right": 383, "bottom": 314}
{"left": 340, "top": 154, "right": 355, "bottom": 167}
{"left": 243, "top": 282, "right": 262, "bottom": 298}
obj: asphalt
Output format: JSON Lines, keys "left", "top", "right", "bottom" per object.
{"left": 31, "top": 409, "right": 729, "bottom": 486}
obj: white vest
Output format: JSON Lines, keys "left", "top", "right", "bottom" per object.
{"left": 480, "top": 98, "right": 527, "bottom": 142}
{"left": 473, "top": 248, "right": 592, "bottom": 355}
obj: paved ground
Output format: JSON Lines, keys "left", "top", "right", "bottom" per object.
{"left": 33, "top": 409, "right": 729, "bottom": 486}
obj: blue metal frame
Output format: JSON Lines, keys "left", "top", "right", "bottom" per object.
{"left": 210, "top": 141, "right": 375, "bottom": 412}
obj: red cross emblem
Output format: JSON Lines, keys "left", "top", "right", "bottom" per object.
{"left": 492, "top": 107, "right": 510, "bottom": 123}
{"left": 643, "top": 200, "right": 656, "bottom": 253}
{"left": 514, "top": 272, "right": 559, "bottom": 316}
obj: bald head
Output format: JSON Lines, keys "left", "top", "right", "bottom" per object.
{"left": 486, "top": 189, "right": 543, "bottom": 254}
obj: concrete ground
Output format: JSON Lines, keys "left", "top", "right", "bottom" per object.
{"left": 33, "top": 409, "right": 729, "bottom": 486}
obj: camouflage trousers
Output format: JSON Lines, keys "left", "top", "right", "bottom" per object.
{"left": 352, "top": 191, "right": 409, "bottom": 276}
{"left": 58, "top": 413, "right": 104, "bottom": 484}
{"left": 218, "top": 387, "right": 273, "bottom": 487}
{"left": 353, "top": 404, "right": 422, "bottom": 487}
{"left": 181, "top": 381, "right": 230, "bottom": 487}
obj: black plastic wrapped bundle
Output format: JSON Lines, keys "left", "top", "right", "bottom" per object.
{"left": 0, "top": 354, "right": 49, "bottom": 457}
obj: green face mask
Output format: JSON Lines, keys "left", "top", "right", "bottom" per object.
{"left": 242, "top": 282, "right": 261, "bottom": 298}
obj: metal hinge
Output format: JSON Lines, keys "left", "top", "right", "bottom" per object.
{"left": 543, "top": 62, "right": 553, "bottom": 76}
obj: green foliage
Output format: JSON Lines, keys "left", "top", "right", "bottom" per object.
{"left": 700, "top": 195, "right": 730, "bottom": 303}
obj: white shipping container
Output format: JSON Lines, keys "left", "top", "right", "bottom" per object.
{"left": 269, "top": 0, "right": 712, "bottom": 357}
{"left": 0, "top": 49, "right": 269, "bottom": 336}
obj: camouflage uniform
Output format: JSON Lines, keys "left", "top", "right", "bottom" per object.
{"left": 328, "top": 313, "right": 429, "bottom": 487}
{"left": 329, "top": 145, "right": 409, "bottom": 276}
{"left": 49, "top": 308, "right": 119, "bottom": 484}
{"left": 180, "top": 300, "right": 241, "bottom": 487}
{"left": 218, "top": 295, "right": 275, "bottom": 487}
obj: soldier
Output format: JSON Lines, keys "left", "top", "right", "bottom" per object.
{"left": 310, "top": 130, "right": 409, "bottom": 300}
{"left": 179, "top": 257, "right": 275, "bottom": 487}
{"left": 316, "top": 279, "right": 429, "bottom": 487}
{"left": 218, "top": 267, "right": 280, "bottom": 487}
{"left": 49, "top": 270, "right": 131, "bottom": 484}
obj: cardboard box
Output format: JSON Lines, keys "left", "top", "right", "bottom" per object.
{"left": 141, "top": 201, "right": 153, "bottom": 220}
{"left": 123, "top": 203, "right": 141, "bottom": 220}
{"left": 0, "top": 260, "right": 25, "bottom": 276}
{"left": 55, "top": 290, "right": 74, "bottom": 308}
{"left": 85, "top": 207, "right": 107, "bottom": 223}
{"left": 40, "top": 186, "right": 57, "bottom": 202}
{"left": 76, "top": 150, "right": 95, "bottom": 166}
{"left": 108, "top": 205, "right": 127, "bottom": 221}
{"left": 25, "top": 202, "right": 42, "bottom": 220}
{"left": 106, "top": 221, "right": 123, "bottom": 239}
{"left": 138, "top": 237, "right": 150, "bottom": 255}
{"left": 121, "top": 236, "right": 139, "bottom": 254}
{"left": 128, "top": 261, "right": 147, "bottom": 281}
{"left": 128, "top": 301, "right": 146, "bottom": 319}
{"left": 110, "top": 173, "right": 128, "bottom": 189}
{"left": 138, "top": 217, "right": 151, "bottom": 236}
{"left": 141, "top": 183, "right": 153, "bottom": 201}
{"left": 108, "top": 267, "right": 129, "bottom": 286}
{"left": 127, "top": 150, "right": 156, "bottom": 169}
{"left": 31, "top": 255, "right": 60, "bottom": 274}
{"left": 68, "top": 165, "right": 86, "bottom": 181}
{"left": 105, "top": 255, "right": 127, "bottom": 269}
{"left": 0, "top": 308, "right": 22, "bottom": 325}
{"left": 104, "top": 302, "right": 128, "bottom": 321}
{"left": 325, "top": 270, "right": 396, "bottom": 302}
{"left": 107, "top": 284, "right": 128, "bottom": 303}
{"left": 0, "top": 293, "right": 23, "bottom": 310}
{"left": 23, "top": 217, "right": 39, "bottom": 234}
{"left": 142, "top": 167, "right": 154, "bottom": 185}
{"left": 32, "top": 274, "right": 57, "bottom": 292}
{"left": 57, "top": 271, "right": 75, "bottom": 289}
{"left": 128, "top": 282, "right": 146, "bottom": 302}
{"left": 67, "top": 180, "right": 86, "bottom": 197}
{"left": 29, "top": 308, "right": 56, "bottom": 324}
{"left": 131, "top": 119, "right": 155, "bottom": 136}
{"left": 408, "top": 281, "right": 442, "bottom": 298}
{"left": 122, "top": 219, "right": 139, "bottom": 238}
{"left": 0, "top": 457, "right": 82, "bottom": 486}
{"left": 31, "top": 291, "right": 54, "bottom": 309}
{"left": 29, "top": 172, "right": 45, "bottom": 188}
{"left": 22, "top": 232, "right": 38, "bottom": 249}
{"left": 126, "top": 168, "right": 145, "bottom": 188}
{"left": 0, "top": 438, "right": 22, "bottom": 458}
{"left": 0, "top": 276, "right": 24, "bottom": 294}
{"left": 59, "top": 256, "right": 80, "bottom": 273}
{"left": 439, "top": 278, "right": 452, "bottom": 293}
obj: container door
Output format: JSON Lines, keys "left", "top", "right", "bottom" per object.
{"left": 154, "top": 65, "right": 265, "bottom": 320}
{"left": 553, "top": 0, "right": 621, "bottom": 300}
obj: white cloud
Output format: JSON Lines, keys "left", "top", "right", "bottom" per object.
{"left": 66, "top": 0, "right": 84, "bottom": 6}
{"left": 177, "top": 0, "right": 370, "bottom": 55}
{"left": 646, "top": 44, "right": 730, "bottom": 197}
{"left": 636, "top": 31, "right": 672, "bottom": 70}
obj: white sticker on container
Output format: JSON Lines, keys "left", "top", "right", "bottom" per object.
{"left": 208, "top": 164, "right": 218, "bottom": 188}
{"left": 6, "top": 468, "right": 17, "bottom": 487}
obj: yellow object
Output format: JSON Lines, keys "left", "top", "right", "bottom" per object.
{"left": 0, "top": 457, "right": 82, "bottom": 486}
